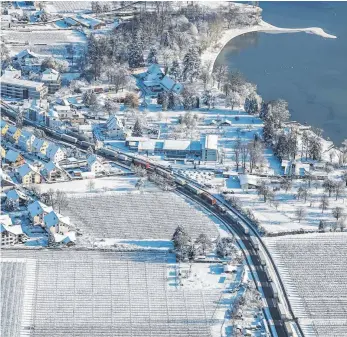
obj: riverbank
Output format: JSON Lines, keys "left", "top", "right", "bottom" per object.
{"left": 202, "top": 20, "right": 337, "bottom": 70}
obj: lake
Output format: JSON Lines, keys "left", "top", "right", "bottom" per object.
{"left": 215, "top": 1, "right": 347, "bottom": 145}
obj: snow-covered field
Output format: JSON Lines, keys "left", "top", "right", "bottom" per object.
{"left": 61, "top": 192, "right": 219, "bottom": 242}
{"left": 36, "top": 176, "right": 159, "bottom": 194}
{"left": 1, "top": 250, "right": 220, "bottom": 337}
{"left": 265, "top": 233, "right": 347, "bottom": 337}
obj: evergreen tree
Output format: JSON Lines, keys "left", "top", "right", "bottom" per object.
{"left": 182, "top": 47, "right": 201, "bottom": 83}
{"left": 147, "top": 47, "right": 158, "bottom": 65}
{"left": 132, "top": 118, "right": 144, "bottom": 137}
{"left": 128, "top": 32, "right": 145, "bottom": 68}
{"left": 168, "top": 60, "right": 181, "bottom": 81}
{"left": 168, "top": 92, "right": 179, "bottom": 110}
{"left": 244, "top": 94, "right": 259, "bottom": 115}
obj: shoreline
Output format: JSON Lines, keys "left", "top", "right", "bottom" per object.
{"left": 202, "top": 19, "right": 337, "bottom": 70}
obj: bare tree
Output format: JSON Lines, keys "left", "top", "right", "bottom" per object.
{"left": 195, "top": 233, "right": 212, "bottom": 255}
{"left": 55, "top": 190, "right": 68, "bottom": 213}
{"left": 295, "top": 207, "right": 307, "bottom": 223}
{"left": 334, "top": 181, "right": 345, "bottom": 200}
{"left": 323, "top": 178, "right": 336, "bottom": 197}
{"left": 87, "top": 179, "right": 95, "bottom": 192}
{"left": 257, "top": 180, "right": 270, "bottom": 202}
{"left": 281, "top": 178, "right": 292, "bottom": 192}
{"left": 319, "top": 194, "right": 329, "bottom": 213}
{"left": 240, "top": 143, "right": 248, "bottom": 173}
{"left": 332, "top": 206, "right": 345, "bottom": 222}
{"left": 233, "top": 137, "right": 241, "bottom": 172}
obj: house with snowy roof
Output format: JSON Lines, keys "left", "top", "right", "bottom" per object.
{"left": 27, "top": 200, "right": 53, "bottom": 226}
{"left": 0, "top": 145, "right": 6, "bottom": 160}
{"left": 32, "top": 138, "right": 49, "bottom": 157}
{"left": 6, "top": 125, "right": 21, "bottom": 143}
{"left": 46, "top": 144, "right": 65, "bottom": 163}
{"left": 87, "top": 155, "right": 104, "bottom": 173}
{"left": 1, "top": 217, "right": 25, "bottom": 246}
{"left": 134, "top": 64, "right": 183, "bottom": 97}
{"left": 5, "top": 149, "right": 25, "bottom": 167}
{"left": 1, "top": 120, "right": 9, "bottom": 136}
{"left": 3, "top": 65, "right": 21, "bottom": 78}
{"left": 13, "top": 49, "right": 42, "bottom": 71}
{"left": 18, "top": 130, "right": 36, "bottom": 152}
{"left": 0, "top": 168, "right": 16, "bottom": 188}
{"left": 106, "top": 115, "right": 128, "bottom": 139}
{"left": 44, "top": 211, "right": 73, "bottom": 235}
{"left": 6, "top": 189, "right": 29, "bottom": 208}
{"left": 41, "top": 69, "right": 61, "bottom": 94}
{"left": 52, "top": 231, "right": 76, "bottom": 245}
{"left": 16, "top": 163, "right": 41, "bottom": 185}
{"left": 41, "top": 161, "right": 60, "bottom": 180}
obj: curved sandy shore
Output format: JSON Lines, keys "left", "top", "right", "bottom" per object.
{"left": 202, "top": 20, "right": 337, "bottom": 70}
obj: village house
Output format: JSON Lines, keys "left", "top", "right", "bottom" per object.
{"left": 134, "top": 64, "right": 183, "bottom": 97}
{"left": 12, "top": 49, "right": 42, "bottom": 72}
{"left": 0, "top": 145, "right": 6, "bottom": 161}
{"left": 5, "top": 149, "right": 25, "bottom": 167}
{"left": 0, "top": 214, "right": 26, "bottom": 246}
{"left": 27, "top": 200, "right": 53, "bottom": 226}
{"left": 46, "top": 144, "right": 65, "bottom": 163}
{"left": 6, "top": 125, "right": 21, "bottom": 143}
{"left": 6, "top": 189, "right": 29, "bottom": 208}
{"left": 87, "top": 155, "right": 104, "bottom": 173}
{"left": 41, "top": 161, "right": 61, "bottom": 180}
{"left": 24, "top": 99, "right": 49, "bottom": 124}
{"left": 239, "top": 174, "right": 260, "bottom": 191}
{"left": 64, "top": 15, "right": 105, "bottom": 29}
{"left": 106, "top": 115, "right": 129, "bottom": 139}
{"left": 44, "top": 211, "right": 73, "bottom": 235}
{"left": 32, "top": 138, "right": 49, "bottom": 157}
{"left": 16, "top": 163, "right": 41, "bottom": 185}
{"left": 1, "top": 120, "right": 9, "bottom": 136}
{"left": 3, "top": 65, "right": 21, "bottom": 78}
{"left": 17, "top": 130, "right": 36, "bottom": 152}
{"left": 41, "top": 68, "right": 61, "bottom": 94}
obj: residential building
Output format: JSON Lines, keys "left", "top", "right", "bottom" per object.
{"left": 41, "top": 161, "right": 60, "bottom": 180}
{"left": 0, "top": 145, "right": 6, "bottom": 160}
{"left": 13, "top": 49, "right": 42, "bottom": 71}
{"left": 6, "top": 189, "right": 29, "bottom": 208}
{"left": 87, "top": 155, "right": 104, "bottom": 173}
{"left": 32, "top": 138, "right": 49, "bottom": 157}
{"left": 41, "top": 68, "right": 61, "bottom": 94}
{"left": 1, "top": 120, "right": 9, "bottom": 136}
{"left": 1, "top": 76, "right": 48, "bottom": 99}
{"left": 5, "top": 149, "right": 25, "bottom": 167}
{"left": 46, "top": 144, "right": 65, "bottom": 163}
{"left": 1, "top": 222, "right": 25, "bottom": 246}
{"left": 18, "top": 130, "right": 36, "bottom": 152}
{"left": 44, "top": 211, "right": 72, "bottom": 235}
{"left": 16, "top": 163, "right": 41, "bottom": 184}
{"left": 3, "top": 65, "right": 21, "bottom": 78}
{"left": 202, "top": 135, "right": 219, "bottom": 162}
{"left": 106, "top": 115, "right": 128, "bottom": 139}
{"left": 27, "top": 200, "right": 53, "bottom": 226}
{"left": 6, "top": 125, "right": 21, "bottom": 143}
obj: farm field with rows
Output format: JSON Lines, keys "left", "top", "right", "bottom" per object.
{"left": 1, "top": 250, "right": 220, "bottom": 337}
{"left": 265, "top": 233, "right": 347, "bottom": 337}
{"left": 62, "top": 192, "right": 219, "bottom": 241}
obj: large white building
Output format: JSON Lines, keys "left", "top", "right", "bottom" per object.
{"left": 1, "top": 76, "right": 48, "bottom": 99}
{"left": 202, "top": 135, "right": 219, "bottom": 162}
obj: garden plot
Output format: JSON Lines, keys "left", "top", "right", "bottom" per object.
{"left": 61, "top": 192, "right": 219, "bottom": 241}
{"left": 1, "top": 250, "right": 221, "bottom": 337}
{"left": 265, "top": 233, "right": 347, "bottom": 337}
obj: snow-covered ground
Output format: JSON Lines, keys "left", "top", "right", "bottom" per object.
{"left": 265, "top": 233, "right": 347, "bottom": 337}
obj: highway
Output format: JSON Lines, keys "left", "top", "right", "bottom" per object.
{"left": 1, "top": 100, "right": 298, "bottom": 337}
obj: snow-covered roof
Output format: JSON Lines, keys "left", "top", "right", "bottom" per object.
{"left": 6, "top": 189, "right": 27, "bottom": 201}
{"left": 7, "top": 125, "right": 18, "bottom": 135}
{"left": 87, "top": 154, "right": 100, "bottom": 166}
{"left": 43, "top": 161, "right": 56, "bottom": 173}
{"left": 27, "top": 201, "right": 53, "bottom": 217}
{"left": 239, "top": 174, "right": 260, "bottom": 187}
{"left": 126, "top": 136, "right": 150, "bottom": 142}
{"left": 138, "top": 140, "right": 157, "bottom": 151}
{"left": 0, "top": 214, "right": 13, "bottom": 227}
{"left": 44, "top": 211, "right": 59, "bottom": 228}
{"left": 54, "top": 105, "right": 70, "bottom": 111}
{"left": 5, "top": 149, "right": 22, "bottom": 163}
{"left": 160, "top": 75, "right": 175, "bottom": 91}
{"left": 0, "top": 223, "right": 23, "bottom": 236}
{"left": 15, "top": 49, "right": 40, "bottom": 60}
{"left": 17, "top": 164, "right": 33, "bottom": 178}
{"left": 46, "top": 144, "right": 63, "bottom": 158}
{"left": 53, "top": 231, "right": 76, "bottom": 243}
{"left": 41, "top": 68, "right": 60, "bottom": 82}
{"left": 106, "top": 115, "right": 124, "bottom": 130}
{"left": 163, "top": 140, "right": 192, "bottom": 151}
{"left": 32, "top": 138, "right": 45, "bottom": 152}
{"left": 172, "top": 82, "right": 183, "bottom": 94}
{"left": 203, "top": 135, "right": 218, "bottom": 150}
{"left": 1, "top": 76, "right": 46, "bottom": 90}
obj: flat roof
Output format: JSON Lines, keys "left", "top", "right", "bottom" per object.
{"left": 204, "top": 135, "right": 218, "bottom": 150}
{"left": 1, "top": 76, "right": 45, "bottom": 90}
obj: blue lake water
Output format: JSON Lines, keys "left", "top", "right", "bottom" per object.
{"left": 215, "top": 2, "right": 347, "bottom": 144}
